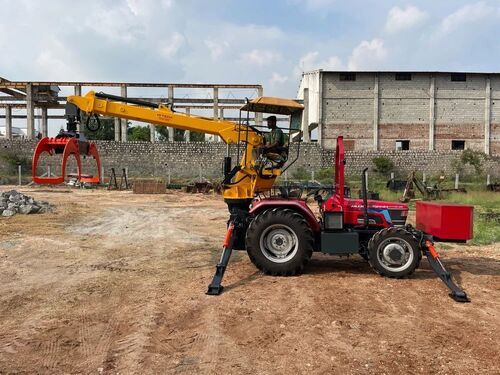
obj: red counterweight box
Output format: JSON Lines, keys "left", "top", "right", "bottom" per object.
{"left": 416, "top": 201, "right": 474, "bottom": 242}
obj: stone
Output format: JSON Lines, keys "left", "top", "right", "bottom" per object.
{"left": 2, "top": 209, "right": 15, "bottom": 217}
{"left": 30, "top": 205, "right": 41, "bottom": 214}
{"left": 7, "top": 202, "right": 16, "bottom": 211}
{"left": 9, "top": 195, "right": 20, "bottom": 203}
{"left": 18, "top": 205, "right": 32, "bottom": 215}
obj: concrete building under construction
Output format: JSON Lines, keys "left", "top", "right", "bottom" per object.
{"left": 298, "top": 70, "right": 499, "bottom": 155}
{"left": 0, "top": 77, "right": 263, "bottom": 142}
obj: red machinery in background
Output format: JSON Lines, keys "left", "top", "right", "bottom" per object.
{"left": 32, "top": 104, "right": 101, "bottom": 185}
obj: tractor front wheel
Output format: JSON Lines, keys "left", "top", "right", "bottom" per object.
{"left": 246, "top": 208, "right": 314, "bottom": 276}
{"left": 368, "top": 227, "right": 421, "bottom": 278}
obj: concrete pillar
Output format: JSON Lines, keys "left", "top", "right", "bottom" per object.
{"left": 167, "top": 85, "right": 174, "bottom": 141}
{"left": 485, "top": 77, "right": 491, "bottom": 155}
{"left": 41, "top": 107, "right": 48, "bottom": 137}
{"left": 150, "top": 124, "right": 156, "bottom": 143}
{"left": 255, "top": 86, "right": 263, "bottom": 126}
{"left": 5, "top": 106, "right": 12, "bottom": 140}
{"left": 373, "top": 75, "right": 379, "bottom": 151}
{"left": 302, "top": 88, "right": 310, "bottom": 142}
{"left": 213, "top": 87, "right": 220, "bottom": 142}
{"left": 120, "top": 85, "right": 127, "bottom": 142}
{"left": 114, "top": 118, "right": 121, "bottom": 141}
{"left": 26, "top": 83, "right": 35, "bottom": 139}
{"left": 74, "top": 85, "right": 82, "bottom": 132}
{"left": 185, "top": 108, "right": 191, "bottom": 142}
{"left": 429, "top": 76, "right": 436, "bottom": 151}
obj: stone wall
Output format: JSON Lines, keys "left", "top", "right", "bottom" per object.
{"left": 1, "top": 139, "right": 499, "bottom": 180}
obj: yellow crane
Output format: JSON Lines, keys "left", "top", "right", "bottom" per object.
{"left": 65, "top": 90, "right": 304, "bottom": 293}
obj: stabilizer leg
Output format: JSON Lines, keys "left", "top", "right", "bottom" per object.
{"left": 206, "top": 223, "right": 236, "bottom": 295}
{"left": 423, "top": 240, "right": 470, "bottom": 303}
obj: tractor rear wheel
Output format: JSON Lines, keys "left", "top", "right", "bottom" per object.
{"left": 368, "top": 227, "right": 421, "bottom": 278}
{"left": 246, "top": 208, "right": 314, "bottom": 276}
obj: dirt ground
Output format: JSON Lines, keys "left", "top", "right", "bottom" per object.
{"left": 0, "top": 187, "right": 498, "bottom": 375}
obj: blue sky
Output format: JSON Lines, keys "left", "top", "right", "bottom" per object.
{"left": 1, "top": 0, "right": 500, "bottom": 98}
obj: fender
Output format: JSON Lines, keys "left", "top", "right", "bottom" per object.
{"left": 249, "top": 198, "right": 321, "bottom": 233}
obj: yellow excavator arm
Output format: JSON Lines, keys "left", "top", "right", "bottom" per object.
{"left": 66, "top": 91, "right": 302, "bottom": 203}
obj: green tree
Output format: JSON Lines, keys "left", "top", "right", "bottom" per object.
{"left": 84, "top": 116, "right": 115, "bottom": 141}
{"left": 372, "top": 156, "right": 394, "bottom": 175}
{"left": 128, "top": 126, "right": 150, "bottom": 141}
{"left": 156, "top": 126, "right": 205, "bottom": 142}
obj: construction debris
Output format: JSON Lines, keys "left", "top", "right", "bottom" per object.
{"left": 0, "top": 190, "right": 53, "bottom": 217}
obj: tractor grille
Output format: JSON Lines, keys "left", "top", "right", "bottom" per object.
{"left": 389, "top": 209, "right": 407, "bottom": 226}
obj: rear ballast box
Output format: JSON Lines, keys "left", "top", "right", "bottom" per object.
{"left": 416, "top": 201, "right": 474, "bottom": 242}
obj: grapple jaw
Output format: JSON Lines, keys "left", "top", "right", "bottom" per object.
{"left": 32, "top": 136, "right": 101, "bottom": 185}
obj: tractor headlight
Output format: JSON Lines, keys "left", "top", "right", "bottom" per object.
{"left": 324, "top": 212, "right": 343, "bottom": 230}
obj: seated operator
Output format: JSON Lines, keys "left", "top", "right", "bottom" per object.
{"left": 263, "top": 115, "right": 287, "bottom": 164}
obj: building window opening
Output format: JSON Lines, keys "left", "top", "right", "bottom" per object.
{"left": 395, "top": 73, "right": 412, "bottom": 81}
{"left": 451, "top": 73, "right": 466, "bottom": 82}
{"left": 452, "top": 140, "right": 465, "bottom": 150}
{"left": 339, "top": 73, "right": 356, "bottom": 81}
{"left": 396, "top": 140, "right": 410, "bottom": 151}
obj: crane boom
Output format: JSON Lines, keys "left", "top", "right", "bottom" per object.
{"left": 67, "top": 91, "right": 261, "bottom": 145}
{"left": 65, "top": 91, "right": 297, "bottom": 203}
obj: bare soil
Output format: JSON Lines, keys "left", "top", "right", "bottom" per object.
{"left": 0, "top": 187, "right": 499, "bottom": 374}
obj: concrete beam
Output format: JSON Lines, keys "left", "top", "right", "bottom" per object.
{"left": 485, "top": 77, "right": 491, "bottom": 155}
{"left": 302, "top": 88, "right": 310, "bottom": 142}
{"left": 41, "top": 107, "right": 48, "bottom": 137}
{"left": 120, "top": 85, "right": 128, "bottom": 142}
{"left": 150, "top": 124, "right": 156, "bottom": 143}
{"left": 185, "top": 108, "right": 191, "bottom": 142}
{"left": 74, "top": 85, "right": 82, "bottom": 132}
{"left": 26, "top": 83, "right": 35, "bottom": 139}
{"left": 429, "top": 76, "right": 436, "bottom": 151}
{"left": 5, "top": 106, "right": 12, "bottom": 139}
{"left": 114, "top": 118, "right": 120, "bottom": 141}
{"left": 373, "top": 75, "right": 379, "bottom": 151}
{"left": 255, "top": 87, "right": 263, "bottom": 126}
{"left": 167, "top": 85, "right": 174, "bottom": 141}
{"left": 0, "top": 81, "right": 262, "bottom": 89}
{"left": 213, "top": 87, "right": 220, "bottom": 142}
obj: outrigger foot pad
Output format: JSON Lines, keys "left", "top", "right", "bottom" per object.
{"left": 450, "top": 291, "right": 470, "bottom": 303}
{"left": 206, "top": 223, "right": 236, "bottom": 296}
{"left": 423, "top": 240, "right": 471, "bottom": 303}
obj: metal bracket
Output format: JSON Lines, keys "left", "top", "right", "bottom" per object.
{"left": 423, "top": 240, "right": 470, "bottom": 303}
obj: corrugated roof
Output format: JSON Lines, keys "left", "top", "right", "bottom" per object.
{"left": 240, "top": 96, "right": 303, "bottom": 115}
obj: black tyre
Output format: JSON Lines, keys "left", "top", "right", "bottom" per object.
{"left": 368, "top": 227, "right": 421, "bottom": 278}
{"left": 246, "top": 208, "right": 314, "bottom": 276}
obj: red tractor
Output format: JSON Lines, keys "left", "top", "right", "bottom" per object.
{"left": 209, "top": 136, "right": 473, "bottom": 302}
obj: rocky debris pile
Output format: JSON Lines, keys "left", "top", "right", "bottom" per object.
{"left": 0, "top": 190, "right": 53, "bottom": 217}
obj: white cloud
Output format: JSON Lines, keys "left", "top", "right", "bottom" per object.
{"left": 439, "top": 2, "right": 499, "bottom": 35}
{"left": 33, "top": 39, "right": 84, "bottom": 80}
{"left": 204, "top": 39, "right": 229, "bottom": 61}
{"left": 270, "top": 72, "right": 289, "bottom": 85}
{"left": 159, "top": 32, "right": 185, "bottom": 60}
{"left": 385, "top": 5, "right": 428, "bottom": 33}
{"left": 240, "top": 49, "right": 281, "bottom": 66}
{"left": 300, "top": 0, "right": 336, "bottom": 12}
{"left": 83, "top": 3, "right": 146, "bottom": 44}
{"left": 297, "top": 51, "right": 344, "bottom": 73}
{"left": 348, "top": 39, "right": 387, "bottom": 70}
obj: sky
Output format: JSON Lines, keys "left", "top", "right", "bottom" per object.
{"left": 1, "top": 0, "right": 500, "bottom": 99}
